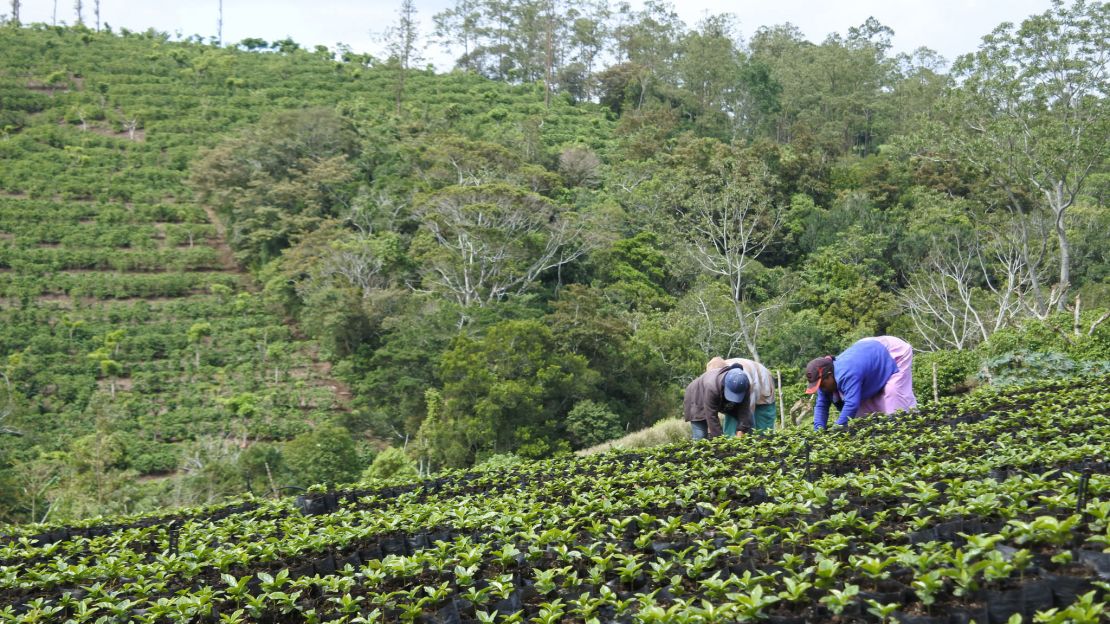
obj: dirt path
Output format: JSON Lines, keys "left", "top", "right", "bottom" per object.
{"left": 200, "top": 204, "right": 256, "bottom": 290}
{"left": 201, "top": 203, "right": 354, "bottom": 410}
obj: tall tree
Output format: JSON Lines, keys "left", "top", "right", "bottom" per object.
{"left": 749, "top": 19, "right": 898, "bottom": 154}
{"left": 411, "top": 184, "right": 591, "bottom": 309}
{"left": 73, "top": 0, "right": 82, "bottom": 25}
{"left": 384, "top": 0, "right": 422, "bottom": 115}
{"left": 93, "top": 0, "right": 99, "bottom": 30}
{"left": 675, "top": 14, "right": 744, "bottom": 131}
{"left": 562, "top": 0, "right": 609, "bottom": 99}
{"left": 9, "top": 1, "right": 19, "bottom": 25}
{"left": 433, "top": 0, "right": 483, "bottom": 72}
{"left": 678, "top": 141, "right": 783, "bottom": 361}
{"left": 612, "top": 0, "right": 683, "bottom": 110}
{"left": 932, "top": 0, "right": 1108, "bottom": 311}
{"left": 217, "top": 0, "right": 223, "bottom": 45}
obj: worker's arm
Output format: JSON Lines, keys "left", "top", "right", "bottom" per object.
{"left": 835, "top": 375, "right": 862, "bottom": 425}
{"left": 735, "top": 403, "right": 754, "bottom": 435}
{"left": 705, "top": 412, "right": 723, "bottom": 438}
{"left": 813, "top": 390, "right": 831, "bottom": 430}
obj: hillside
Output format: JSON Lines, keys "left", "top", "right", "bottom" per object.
{"left": 1, "top": 0, "right": 1108, "bottom": 523}
{"left": 1, "top": 376, "right": 1107, "bottom": 622}
{"left": 0, "top": 28, "right": 363, "bottom": 517}
{"left": 0, "top": 24, "right": 621, "bottom": 521}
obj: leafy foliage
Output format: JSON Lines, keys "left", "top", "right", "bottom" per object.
{"left": 0, "top": 376, "right": 1106, "bottom": 623}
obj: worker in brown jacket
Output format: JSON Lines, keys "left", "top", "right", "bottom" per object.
{"left": 706, "top": 357, "right": 776, "bottom": 434}
{"left": 682, "top": 363, "right": 751, "bottom": 440}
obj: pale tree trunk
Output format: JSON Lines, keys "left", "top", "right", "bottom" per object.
{"left": 0, "top": 371, "right": 23, "bottom": 437}
{"left": 1046, "top": 180, "right": 1071, "bottom": 309}
{"left": 544, "top": 3, "right": 554, "bottom": 109}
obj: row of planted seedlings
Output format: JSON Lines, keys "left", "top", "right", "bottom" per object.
{"left": 2, "top": 377, "right": 1101, "bottom": 572}
{"left": 2, "top": 377, "right": 1101, "bottom": 555}
{"left": 0, "top": 222, "right": 217, "bottom": 249}
{"left": 0, "top": 246, "right": 225, "bottom": 272}
{"left": 0, "top": 377, "right": 1105, "bottom": 617}
{"left": 0, "top": 271, "right": 239, "bottom": 298}
{"left": 6, "top": 375, "right": 1092, "bottom": 550}
{"left": 5, "top": 448, "right": 1103, "bottom": 623}
{"left": 0, "top": 199, "right": 208, "bottom": 224}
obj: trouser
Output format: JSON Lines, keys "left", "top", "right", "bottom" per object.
{"left": 753, "top": 404, "right": 777, "bottom": 432}
{"left": 690, "top": 417, "right": 720, "bottom": 441}
{"left": 723, "top": 404, "right": 776, "bottom": 435}
{"left": 857, "top": 335, "right": 918, "bottom": 415}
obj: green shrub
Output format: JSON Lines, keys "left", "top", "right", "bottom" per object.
{"left": 361, "top": 446, "right": 418, "bottom": 482}
{"left": 912, "top": 349, "right": 980, "bottom": 400}
{"left": 474, "top": 453, "right": 524, "bottom": 471}
{"left": 980, "top": 350, "right": 1110, "bottom": 387}
{"left": 283, "top": 423, "right": 362, "bottom": 487}
{"left": 565, "top": 400, "right": 624, "bottom": 448}
{"left": 980, "top": 311, "right": 1110, "bottom": 362}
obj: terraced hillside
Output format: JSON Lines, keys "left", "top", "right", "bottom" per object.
{"left": 1, "top": 377, "right": 1107, "bottom": 622}
{"left": 0, "top": 25, "right": 617, "bottom": 520}
{"left": 0, "top": 177, "right": 352, "bottom": 504}
{"left": 0, "top": 28, "right": 378, "bottom": 518}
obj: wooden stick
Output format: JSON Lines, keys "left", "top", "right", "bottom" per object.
{"left": 932, "top": 361, "right": 939, "bottom": 403}
{"left": 776, "top": 369, "right": 785, "bottom": 429}
{"left": 1074, "top": 293, "right": 1081, "bottom": 336}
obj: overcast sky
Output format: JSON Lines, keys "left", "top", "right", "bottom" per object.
{"left": 15, "top": 0, "right": 1055, "bottom": 70}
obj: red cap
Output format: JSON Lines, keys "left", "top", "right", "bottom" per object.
{"left": 804, "top": 356, "right": 834, "bottom": 394}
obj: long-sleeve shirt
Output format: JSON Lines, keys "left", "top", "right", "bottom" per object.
{"left": 814, "top": 339, "right": 898, "bottom": 429}
{"left": 683, "top": 365, "right": 739, "bottom": 437}
{"left": 719, "top": 358, "right": 775, "bottom": 410}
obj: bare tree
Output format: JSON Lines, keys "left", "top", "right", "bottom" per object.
{"left": 683, "top": 160, "right": 782, "bottom": 362}
{"left": 413, "top": 185, "right": 592, "bottom": 309}
{"left": 93, "top": 0, "right": 99, "bottom": 30}
{"left": 73, "top": 0, "right": 82, "bottom": 25}
{"left": 689, "top": 283, "right": 787, "bottom": 364}
{"left": 930, "top": 0, "right": 1109, "bottom": 310}
{"left": 124, "top": 118, "right": 139, "bottom": 141}
{"left": 9, "top": 1, "right": 19, "bottom": 25}
{"left": 901, "top": 233, "right": 1026, "bottom": 350}
{"left": 317, "top": 236, "right": 388, "bottom": 298}
{"left": 217, "top": 0, "right": 223, "bottom": 45}
{"left": 17, "top": 459, "right": 60, "bottom": 523}
{"left": 341, "top": 190, "right": 406, "bottom": 236}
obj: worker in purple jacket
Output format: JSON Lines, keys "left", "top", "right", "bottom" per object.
{"left": 804, "top": 336, "right": 917, "bottom": 429}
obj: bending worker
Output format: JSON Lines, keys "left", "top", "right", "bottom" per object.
{"left": 706, "top": 356, "right": 776, "bottom": 434}
{"left": 683, "top": 362, "right": 751, "bottom": 440}
{"left": 804, "top": 335, "right": 917, "bottom": 429}
{"left": 679, "top": 357, "right": 768, "bottom": 439}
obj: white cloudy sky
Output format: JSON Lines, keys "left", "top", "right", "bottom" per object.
{"left": 15, "top": 0, "right": 1054, "bottom": 69}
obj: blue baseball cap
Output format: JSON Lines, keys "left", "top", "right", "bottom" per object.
{"left": 723, "top": 369, "right": 750, "bottom": 403}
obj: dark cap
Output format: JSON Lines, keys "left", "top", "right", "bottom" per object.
{"left": 804, "top": 356, "right": 834, "bottom": 394}
{"left": 723, "top": 369, "right": 750, "bottom": 403}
